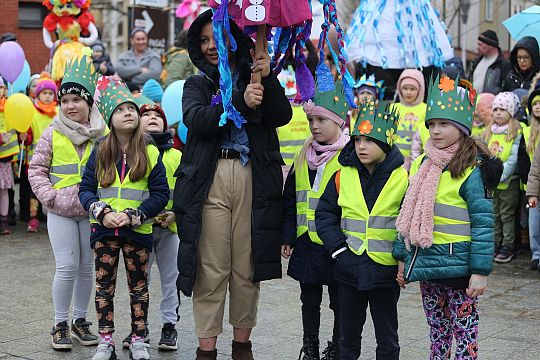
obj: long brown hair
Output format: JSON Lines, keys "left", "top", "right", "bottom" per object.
{"left": 447, "top": 135, "right": 490, "bottom": 179}
{"left": 95, "top": 120, "right": 149, "bottom": 188}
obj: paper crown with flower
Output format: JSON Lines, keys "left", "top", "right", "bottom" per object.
{"left": 96, "top": 77, "right": 137, "bottom": 124}
{"left": 425, "top": 75, "right": 477, "bottom": 131}
{"left": 312, "top": 76, "right": 350, "bottom": 121}
{"left": 60, "top": 55, "right": 98, "bottom": 100}
{"left": 354, "top": 74, "right": 385, "bottom": 100}
{"left": 351, "top": 101, "right": 400, "bottom": 146}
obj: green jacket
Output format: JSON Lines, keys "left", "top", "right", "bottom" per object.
{"left": 161, "top": 47, "right": 198, "bottom": 87}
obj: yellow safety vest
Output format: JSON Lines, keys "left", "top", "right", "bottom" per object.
{"left": 294, "top": 152, "right": 342, "bottom": 245}
{"left": 29, "top": 111, "right": 56, "bottom": 160}
{"left": 279, "top": 106, "right": 311, "bottom": 166}
{"left": 487, "top": 132, "right": 520, "bottom": 190}
{"left": 92, "top": 145, "right": 160, "bottom": 235}
{"left": 411, "top": 154, "right": 473, "bottom": 244}
{"left": 338, "top": 166, "right": 408, "bottom": 265}
{"left": 0, "top": 112, "right": 20, "bottom": 159}
{"left": 391, "top": 102, "right": 427, "bottom": 158}
{"left": 160, "top": 148, "right": 182, "bottom": 233}
{"left": 418, "top": 121, "right": 430, "bottom": 150}
{"left": 471, "top": 125, "right": 485, "bottom": 138}
{"left": 49, "top": 130, "right": 92, "bottom": 189}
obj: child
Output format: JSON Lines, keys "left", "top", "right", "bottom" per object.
{"left": 79, "top": 78, "right": 169, "bottom": 360}
{"left": 27, "top": 72, "right": 59, "bottom": 232}
{"left": 281, "top": 79, "right": 349, "bottom": 360}
{"left": 524, "top": 74, "right": 540, "bottom": 271}
{"left": 29, "top": 56, "right": 103, "bottom": 350}
{"left": 392, "top": 69, "right": 427, "bottom": 170}
{"left": 482, "top": 92, "right": 522, "bottom": 263}
{"left": 472, "top": 93, "right": 495, "bottom": 137}
{"left": 26, "top": 74, "right": 41, "bottom": 101}
{"left": 315, "top": 100, "right": 406, "bottom": 360}
{"left": 350, "top": 74, "right": 384, "bottom": 131}
{"left": 134, "top": 100, "right": 182, "bottom": 351}
{"left": 90, "top": 41, "right": 115, "bottom": 76}
{"left": 0, "top": 77, "right": 20, "bottom": 235}
{"left": 394, "top": 76, "right": 501, "bottom": 360}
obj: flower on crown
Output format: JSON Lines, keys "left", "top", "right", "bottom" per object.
{"left": 439, "top": 77, "right": 455, "bottom": 93}
{"left": 358, "top": 120, "right": 373, "bottom": 135}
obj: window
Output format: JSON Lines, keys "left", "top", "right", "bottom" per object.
{"left": 485, "top": 0, "right": 493, "bottom": 22}
{"left": 19, "top": 2, "right": 46, "bottom": 28}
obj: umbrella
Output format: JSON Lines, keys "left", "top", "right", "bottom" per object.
{"left": 503, "top": 6, "right": 540, "bottom": 44}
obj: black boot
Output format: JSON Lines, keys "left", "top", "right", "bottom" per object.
{"left": 321, "top": 341, "right": 337, "bottom": 360}
{"left": 298, "top": 337, "right": 319, "bottom": 360}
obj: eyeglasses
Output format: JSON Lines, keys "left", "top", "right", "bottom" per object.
{"left": 517, "top": 56, "right": 531, "bottom": 62}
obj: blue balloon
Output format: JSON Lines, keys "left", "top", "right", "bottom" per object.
{"left": 162, "top": 80, "right": 188, "bottom": 143}
{"left": 10, "top": 60, "right": 31, "bottom": 94}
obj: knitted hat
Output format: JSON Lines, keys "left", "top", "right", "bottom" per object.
{"left": 397, "top": 69, "right": 425, "bottom": 106}
{"left": 531, "top": 95, "right": 540, "bottom": 110}
{"left": 351, "top": 101, "right": 400, "bottom": 148}
{"left": 90, "top": 42, "right": 105, "bottom": 54}
{"left": 477, "top": 93, "right": 496, "bottom": 111}
{"left": 492, "top": 92, "right": 516, "bottom": 116}
{"left": 59, "top": 55, "right": 99, "bottom": 106}
{"left": 35, "top": 72, "right": 57, "bottom": 97}
{"left": 142, "top": 79, "right": 163, "bottom": 103}
{"left": 478, "top": 30, "right": 499, "bottom": 48}
{"left": 140, "top": 103, "right": 167, "bottom": 130}
{"left": 96, "top": 77, "right": 138, "bottom": 125}
{"left": 303, "top": 77, "right": 349, "bottom": 128}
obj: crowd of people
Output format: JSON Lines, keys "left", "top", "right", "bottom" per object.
{"left": 1, "top": 2, "right": 540, "bottom": 360}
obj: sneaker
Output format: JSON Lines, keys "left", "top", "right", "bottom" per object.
{"left": 27, "top": 217, "right": 39, "bottom": 233}
{"left": 531, "top": 259, "right": 540, "bottom": 270}
{"left": 71, "top": 318, "right": 99, "bottom": 345}
{"left": 122, "top": 329, "right": 150, "bottom": 349}
{"left": 129, "top": 340, "right": 150, "bottom": 360}
{"left": 494, "top": 247, "right": 514, "bottom": 263}
{"left": 50, "top": 321, "right": 72, "bottom": 350}
{"left": 158, "top": 323, "right": 177, "bottom": 350}
{"left": 93, "top": 341, "right": 117, "bottom": 360}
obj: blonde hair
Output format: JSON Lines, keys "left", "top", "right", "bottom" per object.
{"left": 528, "top": 114, "right": 540, "bottom": 155}
{"left": 482, "top": 117, "right": 521, "bottom": 143}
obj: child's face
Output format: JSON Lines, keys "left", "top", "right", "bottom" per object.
{"left": 354, "top": 136, "right": 386, "bottom": 167}
{"left": 308, "top": 115, "right": 340, "bottom": 145}
{"left": 492, "top": 107, "right": 510, "bottom": 126}
{"left": 38, "top": 89, "right": 55, "bottom": 105}
{"left": 111, "top": 103, "right": 139, "bottom": 132}
{"left": 0, "top": 85, "right": 6, "bottom": 98}
{"left": 140, "top": 110, "right": 164, "bottom": 133}
{"left": 92, "top": 50, "right": 103, "bottom": 59}
{"left": 400, "top": 84, "right": 419, "bottom": 105}
{"left": 28, "top": 79, "right": 38, "bottom": 97}
{"left": 357, "top": 90, "right": 375, "bottom": 104}
{"left": 532, "top": 101, "right": 540, "bottom": 118}
{"left": 200, "top": 22, "right": 218, "bottom": 66}
{"left": 427, "top": 119, "right": 463, "bottom": 149}
{"left": 60, "top": 94, "right": 90, "bottom": 123}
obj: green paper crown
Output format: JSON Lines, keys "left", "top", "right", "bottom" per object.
{"left": 96, "top": 78, "right": 137, "bottom": 124}
{"left": 313, "top": 77, "right": 350, "bottom": 121}
{"left": 60, "top": 55, "right": 98, "bottom": 99}
{"left": 351, "top": 101, "right": 400, "bottom": 145}
{"left": 425, "top": 75, "right": 477, "bottom": 132}
{"left": 133, "top": 94, "right": 155, "bottom": 109}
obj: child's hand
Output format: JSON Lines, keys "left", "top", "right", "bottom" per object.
{"left": 396, "top": 261, "right": 407, "bottom": 288}
{"left": 528, "top": 196, "right": 538, "bottom": 208}
{"left": 281, "top": 245, "right": 292, "bottom": 259}
{"left": 160, "top": 211, "right": 176, "bottom": 228}
{"left": 103, "top": 212, "right": 120, "bottom": 228}
{"left": 466, "top": 274, "right": 487, "bottom": 297}
{"left": 116, "top": 212, "right": 131, "bottom": 228}
{"left": 244, "top": 82, "right": 264, "bottom": 109}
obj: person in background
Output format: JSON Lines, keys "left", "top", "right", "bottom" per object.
{"left": 116, "top": 28, "right": 162, "bottom": 90}
{"left": 90, "top": 41, "right": 115, "bottom": 76}
{"left": 470, "top": 30, "right": 511, "bottom": 95}
{"left": 503, "top": 36, "right": 539, "bottom": 92}
{"left": 142, "top": 79, "right": 163, "bottom": 105}
{"left": 26, "top": 74, "right": 41, "bottom": 101}
{"left": 161, "top": 30, "right": 197, "bottom": 88}
{"left": 472, "top": 93, "right": 495, "bottom": 138}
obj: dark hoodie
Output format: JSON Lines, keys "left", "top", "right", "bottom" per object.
{"left": 174, "top": 10, "right": 292, "bottom": 296}
{"left": 315, "top": 141, "right": 404, "bottom": 290}
{"left": 90, "top": 41, "right": 115, "bottom": 76}
{"left": 503, "top": 36, "right": 540, "bottom": 92}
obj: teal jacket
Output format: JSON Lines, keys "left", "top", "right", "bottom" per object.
{"left": 392, "top": 157, "right": 500, "bottom": 282}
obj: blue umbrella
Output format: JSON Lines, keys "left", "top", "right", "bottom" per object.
{"left": 503, "top": 6, "right": 540, "bottom": 44}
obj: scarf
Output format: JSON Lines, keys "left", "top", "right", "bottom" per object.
{"left": 52, "top": 104, "right": 105, "bottom": 146}
{"left": 306, "top": 132, "right": 349, "bottom": 170}
{"left": 395, "top": 139, "right": 460, "bottom": 250}
{"left": 35, "top": 100, "right": 58, "bottom": 118}
{"left": 491, "top": 123, "right": 509, "bottom": 134}
{"left": 0, "top": 98, "right": 5, "bottom": 112}
{"left": 149, "top": 131, "right": 173, "bottom": 152}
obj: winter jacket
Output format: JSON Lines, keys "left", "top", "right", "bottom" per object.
{"left": 29, "top": 126, "right": 87, "bottom": 217}
{"left": 469, "top": 50, "right": 511, "bottom": 95}
{"left": 502, "top": 36, "right": 540, "bottom": 92}
{"left": 92, "top": 54, "right": 115, "bottom": 76}
{"left": 116, "top": 48, "right": 163, "bottom": 89}
{"left": 315, "top": 141, "right": 405, "bottom": 290}
{"left": 392, "top": 155, "right": 501, "bottom": 282}
{"left": 526, "top": 136, "right": 540, "bottom": 198}
{"left": 78, "top": 139, "right": 169, "bottom": 250}
{"left": 174, "top": 10, "right": 293, "bottom": 296}
{"left": 161, "top": 47, "right": 197, "bottom": 87}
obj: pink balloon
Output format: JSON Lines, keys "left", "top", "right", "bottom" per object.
{"left": 0, "top": 42, "right": 26, "bottom": 83}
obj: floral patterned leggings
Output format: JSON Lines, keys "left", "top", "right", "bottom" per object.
{"left": 420, "top": 281, "right": 479, "bottom": 360}
{"left": 94, "top": 238, "right": 150, "bottom": 336}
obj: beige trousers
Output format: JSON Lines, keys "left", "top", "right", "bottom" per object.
{"left": 192, "top": 158, "right": 260, "bottom": 338}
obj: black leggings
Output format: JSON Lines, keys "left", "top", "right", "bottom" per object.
{"left": 300, "top": 283, "right": 339, "bottom": 342}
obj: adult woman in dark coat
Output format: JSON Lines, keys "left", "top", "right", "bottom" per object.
{"left": 174, "top": 10, "right": 292, "bottom": 360}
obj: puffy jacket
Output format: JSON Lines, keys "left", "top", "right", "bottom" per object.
{"left": 392, "top": 156, "right": 500, "bottom": 281}
{"left": 502, "top": 36, "right": 540, "bottom": 92}
{"left": 161, "top": 47, "right": 197, "bottom": 87}
{"left": 469, "top": 50, "right": 511, "bottom": 95}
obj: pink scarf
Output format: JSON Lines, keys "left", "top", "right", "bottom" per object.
{"left": 395, "top": 139, "right": 460, "bottom": 250}
{"left": 306, "top": 132, "right": 349, "bottom": 170}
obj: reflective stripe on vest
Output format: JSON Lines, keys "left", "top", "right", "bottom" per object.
{"left": 295, "top": 153, "right": 342, "bottom": 245}
{"left": 49, "top": 130, "right": 92, "bottom": 189}
{"left": 488, "top": 132, "right": 520, "bottom": 190}
{"left": 411, "top": 154, "right": 474, "bottom": 244}
{"left": 161, "top": 148, "right": 182, "bottom": 233}
{"left": 391, "top": 103, "right": 427, "bottom": 158}
{"left": 0, "top": 130, "right": 20, "bottom": 159}
{"left": 279, "top": 106, "right": 311, "bottom": 166}
{"left": 338, "top": 166, "right": 408, "bottom": 265}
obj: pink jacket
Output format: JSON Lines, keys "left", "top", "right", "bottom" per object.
{"left": 29, "top": 126, "right": 88, "bottom": 217}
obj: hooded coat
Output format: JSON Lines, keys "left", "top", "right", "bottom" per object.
{"left": 503, "top": 36, "right": 540, "bottom": 92}
{"left": 174, "top": 10, "right": 292, "bottom": 296}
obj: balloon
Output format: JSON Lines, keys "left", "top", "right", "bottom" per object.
{"left": 0, "top": 42, "right": 26, "bottom": 83}
{"left": 10, "top": 61, "right": 31, "bottom": 94}
{"left": 162, "top": 80, "right": 188, "bottom": 142}
{"left": 4, "top": 93, "right": 35, "bottom": 133}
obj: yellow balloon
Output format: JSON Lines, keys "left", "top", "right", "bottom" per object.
{"left": 4, "top": 93, "right": 35, "bottom": 133}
